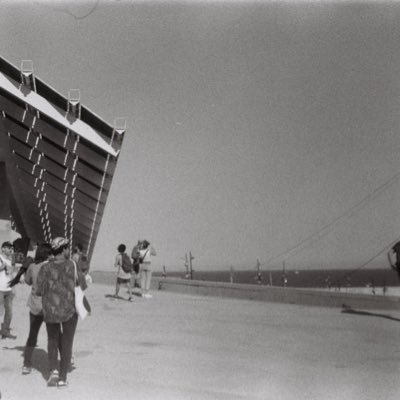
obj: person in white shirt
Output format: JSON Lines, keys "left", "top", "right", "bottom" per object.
{"left": 0, "top": 241, "right": 16, "bottom": 339}
{"left": 138, "top": 240, "right": 157, "bottom": 298}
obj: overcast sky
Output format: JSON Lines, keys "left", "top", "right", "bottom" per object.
{"left": 1, "top": 0, "right": 400, "bottom": 272}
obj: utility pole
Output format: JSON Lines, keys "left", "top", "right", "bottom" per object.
{"left": 255, "top": 258, "right": 262, "bottom": 284}
{"left": 189, "top": 251, "right": 194, "bottom": 280}
{"left": 183, "top": 253, "right": 189, "bottom": 278}
{"left": 282, "top": 261, "right": 287, "bottom": 288}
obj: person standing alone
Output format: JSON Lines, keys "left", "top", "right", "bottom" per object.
{"left": 114, "top": 244, "right": 133, "bottom": 301}
{"left": 0, "top": 241, "right": 16, "bottom": 339}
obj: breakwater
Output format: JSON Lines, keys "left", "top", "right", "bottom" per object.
{"left": 92, "top": 267, "right": 400, "bottom": 289}
{"left": 91, "top": 270, "right": 400, "bottom": 310}
{"left": 152, "top": 277, "right": 400, "bottom": 310}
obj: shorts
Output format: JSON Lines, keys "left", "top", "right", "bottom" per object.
{"left": 117, "top": 277, "right": 130, "bottom": 284}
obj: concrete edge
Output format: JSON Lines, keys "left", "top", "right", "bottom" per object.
{"left": 152, "top": 277, "right": 400, "bottom": 310}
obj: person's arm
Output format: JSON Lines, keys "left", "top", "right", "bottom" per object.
{"left": 114, "top": 254, "right": 121, "bottom": 269}
{"left": 24, "top": 264, "right": 34, "bottom": 286}
{"left": 150, "top": 246, "right": 157, "bottom": 256}
{"left": 21, "top": 256, "right": 33, "bottom": 274}
{"left": 0, "top": 257, "right": 6, "bottom": 271}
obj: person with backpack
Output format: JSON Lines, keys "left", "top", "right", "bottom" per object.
{"left": 114, "top": 244, "right": 133, "bottom": 301}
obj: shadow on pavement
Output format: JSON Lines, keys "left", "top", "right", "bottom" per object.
{"left": 2, "top": 345, "right": 49, "bottom": 380}
{"left": 341, "top": 306, "right": 400, "bottom": 322}
{"left": 105, "top": 293, "right": 141, "bottom": 301}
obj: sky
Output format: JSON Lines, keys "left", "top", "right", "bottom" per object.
{"left": 1, "top": 0, "right": 400, "bottom": 272}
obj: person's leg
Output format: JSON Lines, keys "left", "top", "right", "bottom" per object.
{"left": 127, "top": 279, "right": 133, "bottom": 300}
{"left": 130, "top": 273, "right": 135, "bottom": 290}
{"left": 140, "top": 268, "right": 146, "bottom": 296}
{"left": 1, "top": 290, "right": 16, "bottom": 339}
{"left": 23, "top": 312, "right": 44, "bottom": 368}
{"left": 0, "top": 291, "right": 4, "bottom": 321}
{"left": 134, "top": 269, "right": 141, "bottom": 288}
{"left": 46, "top": 322, "right": 61, "bottom": 372}
{"left": 58, "top": 313, "right": 78, "bottom": 383}
{"left": 145, "top": 269, "right": 153, "bottom": 297}
{"left": 114, "top": 280, "right": 120, "bottom": 297}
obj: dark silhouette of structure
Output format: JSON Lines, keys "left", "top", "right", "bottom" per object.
{"left": 0, "top": 56, "right": 125, "bottom": 260}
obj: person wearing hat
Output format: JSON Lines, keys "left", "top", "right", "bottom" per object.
{"left": 36, "top": 237, "right": 87, "bottom": 388}
{"left": 0, "top": 241, "right": 16, "bottom": 339}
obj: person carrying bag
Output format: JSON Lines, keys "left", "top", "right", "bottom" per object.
{"left": 73, "top": 261, "right": 91, "bottom": 319}
{"left": 36, "top": 237, "right": 88, "bottom": 388}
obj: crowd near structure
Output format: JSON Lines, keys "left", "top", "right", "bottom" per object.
{"left": 0, "top": 56, "right": 124, "bottom": 259}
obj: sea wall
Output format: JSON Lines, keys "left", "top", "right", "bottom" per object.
{"left": 152, "top": 277, "right": 400, "bottom": 311}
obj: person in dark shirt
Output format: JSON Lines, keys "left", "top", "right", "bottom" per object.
{"left": 8, "top": 241, "right": 37, "bottom": 288}
{"left": 72, "top": 243, "right": 90, "bottom": 279}
{"left": 22, "top": 243, "right": 52, "bottom": 374}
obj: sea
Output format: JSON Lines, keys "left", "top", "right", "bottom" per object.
{"left": 92, "top": 267, "right": 400, "bottom": 291}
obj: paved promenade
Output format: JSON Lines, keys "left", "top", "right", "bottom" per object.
{"left": 1, "top": 282, "right": 400, "bottom": 400}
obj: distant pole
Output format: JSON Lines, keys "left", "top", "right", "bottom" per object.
{"left": 189, "top": 251, "right": 194, "bottom": 280}
{"left": 184, "top": 253, "right": 189, "bottom": 278}
{"left": 282, "top": 261, "right": 287, "bottom": 288}
{"left": 255, "top": 258, "right": 262, "bottom": 284}
{"left": 162, "top": 265, "right": 167, "bottom": 278}
{"left": 269, "top": 271, "right": 273, "bottom": 286}
{"left": 230, "top": 266, "right": 234, "bottom": 284}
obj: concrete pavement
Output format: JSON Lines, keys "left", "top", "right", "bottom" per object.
{"left": 1, "top": 282, "right": 400, "bottom": 400}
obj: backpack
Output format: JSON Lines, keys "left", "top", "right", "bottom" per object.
{"left": 121, "top": 253, "right": 133, "bottom": 273}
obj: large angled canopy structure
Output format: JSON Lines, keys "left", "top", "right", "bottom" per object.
{"left": 0, "top": 56, "right": 125, "bottom": 259}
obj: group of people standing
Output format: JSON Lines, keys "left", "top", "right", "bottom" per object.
{"left": 0, "top": 237, "right": 89, "bottom": 388}
{"left": 114, "top": 239, "right": 156, "bottom": 300}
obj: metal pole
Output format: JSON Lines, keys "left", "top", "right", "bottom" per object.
{"left": 189, "top": 251, "right": 194, "bottom": 280}
{"left": 184, "top": 253, "right": 189, "bottom": 278}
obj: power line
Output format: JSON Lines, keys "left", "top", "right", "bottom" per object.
{"left": 264, "top": 169, "right": 400, "bottom": 267}
{"left": 332, "top": 237, "right": 400, "bottom": 287}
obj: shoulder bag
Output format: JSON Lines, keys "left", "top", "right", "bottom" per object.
{"left": 73, "top": 261, "right": 90, "bottom": 320}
